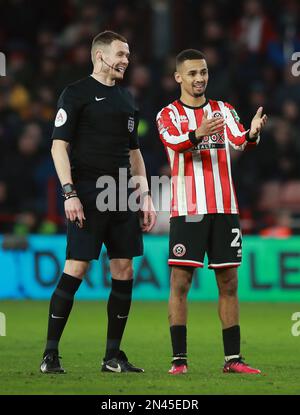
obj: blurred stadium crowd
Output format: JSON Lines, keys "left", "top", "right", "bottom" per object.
{"left": 0, "top": 0, "right": 300, "bottom": 235}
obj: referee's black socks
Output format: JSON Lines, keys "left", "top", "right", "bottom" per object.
{"left": 44, "top": 272, "right": 82, "bottom": 356}
{"left": 105, "top": 278, "right": 133, "bottom": 360}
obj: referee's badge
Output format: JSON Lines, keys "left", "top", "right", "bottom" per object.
{"left": 128, "top": 116, "right": 134, "bottom": 133}
{"left": 173, "top": 244, "right": 186, "bottom": 257}
{"left": 55, "top": 108, "right": 67, "bottom": 127}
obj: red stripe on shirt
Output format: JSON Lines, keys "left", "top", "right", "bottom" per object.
{"left": 184, "top": 151, "right": 197, "bottom": 214}
{"left": 173, "top": 101, "right": 189, "bottom": 134}
{"left": 173, "top": 102, "right": 197, "bottom": 215}
{"left": 172, "top": 151, "right": 179, "bottom": 216}
{"left": 209, "top": 100, "right": 231, "bottom": 212}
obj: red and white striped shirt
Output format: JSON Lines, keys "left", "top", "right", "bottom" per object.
{"left": 156, "top": 99, "right": 259, "bottom": 217}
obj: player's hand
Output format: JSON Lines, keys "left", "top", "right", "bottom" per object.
{"left": 64, "top": 197, "right": 86, "bottom": 228}
{"left": 249, "top": 107, "right": 268, "bottom": 139}
{"left": 140, "top": 195, "right": 156, "bottom": 232}
{"left": 195, "top": 110, "right": 225, "bottom": 139}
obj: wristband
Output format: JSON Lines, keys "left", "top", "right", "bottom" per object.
{"left": 245, "top": 131, "right": 259, "bottom": 142}
{"left": 63, "top": 192, "right": 78, "bottom": 201}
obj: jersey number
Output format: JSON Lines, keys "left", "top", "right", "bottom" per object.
{"left": 231, "top": 228, "right": 241, "bottom": 247}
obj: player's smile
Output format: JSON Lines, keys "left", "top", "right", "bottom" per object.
{"left": 193, "top": 82, "right": 205, "bottom": 91}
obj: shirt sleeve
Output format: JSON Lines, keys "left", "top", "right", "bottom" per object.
{"left": 51, "top": 86, "right": 81, "bottom": 142}
{"left": 129, "top": 109, "right": 140, "bottom": 150}
{"left": 224, "top": 102, "right": 260, "bottom": 151}
{"left": 156, "top": 107, "right": 199, "bottom": 152}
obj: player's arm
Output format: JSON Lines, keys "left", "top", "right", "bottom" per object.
{"left": 130, "top": 149, "right": 156, "bottom": 232}
{"left": 51, "top": 86, "right": 85, "bottom": 227}
{"left": 157, "top": 107, "right": 224, "bottom": 152}
{"left": 248, "top": 106, "right": 268, "bottom": 141}
{"left": 225, "top": 103, "right": 267, "bottom": 151}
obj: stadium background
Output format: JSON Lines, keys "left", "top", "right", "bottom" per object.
{"left": 0, "top": 0, "right": 300, "bottom": 396}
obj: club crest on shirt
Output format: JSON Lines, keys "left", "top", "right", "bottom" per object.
{"left": 54, "top": 108, "right": 67, "bottom": 127}
{"left": 211, "top": 110, "right": 222, "bottom": 118}
{"left": 128, "top": 116, "right": 135, "bottom": 133}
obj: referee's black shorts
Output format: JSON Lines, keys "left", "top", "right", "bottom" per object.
{"left": 65, "top": 181, "right": 143, "bottom": 261}
{"left": 168, "top": 214, "right": 242, "bottom": 269}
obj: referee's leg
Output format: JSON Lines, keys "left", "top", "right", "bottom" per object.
{"left": 104, "top": 258, "right": 133, "bottom": 360}
{"left": 41, "top": 259, "right": 88, "bottom": 373}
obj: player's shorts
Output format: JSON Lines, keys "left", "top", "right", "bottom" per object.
{"left": 66, "top": 181, "right": 143, "bottom": 261}
{"left": 169, "top": 214, "right": 242, "bottom": 269}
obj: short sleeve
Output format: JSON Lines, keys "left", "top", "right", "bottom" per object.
{"left": 51, "top": 86, "right": 81, "bottom": 142}
{"left": 129, "top": 109, "right": 140, "bottom": 150}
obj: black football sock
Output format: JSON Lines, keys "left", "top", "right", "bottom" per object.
{"left": 44, "top": 273, "right": 82, "bottom": 356}
{"left": 105, "top": 278, "right": 133, "bottom": 360}
{"left": 170, "top": 325, "right": 187, "bottom": 366}
{"left": 222, "top": 325, "right": 240, "bottom": 361}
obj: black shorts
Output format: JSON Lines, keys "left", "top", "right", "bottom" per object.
{"left": 169, "top": 214, "right": 242, "bottom": 269}
{"left": 66, "top": 181, "right": 143, "bottom": 261}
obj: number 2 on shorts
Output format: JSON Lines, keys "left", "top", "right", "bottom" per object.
{"left": 231, "top": 228, "right": 241, "bottom": 247}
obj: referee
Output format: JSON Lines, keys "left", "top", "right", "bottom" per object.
{"left": 40, "top": 31, "right": 156, "bottom": 374}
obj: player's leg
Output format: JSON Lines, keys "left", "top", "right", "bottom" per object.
{"left": 101, "top": 210, "right": 143, "bottom": 372}
{"left": 168, "top": 215, "right": 208, "bottom": 374}
{"left": 215, "top": 267, "right": 260, "bottom": 373}
{"left": 215, "top": 266, "right": 240, "bottom": 357}
{"left": 210, "top": 214, "right": 260, "bottom": 374}
{"left": 168, "top": 265, "right": 194, "bottom": 374}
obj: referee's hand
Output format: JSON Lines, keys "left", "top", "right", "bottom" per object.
{"left": 64, "top": 197, "right": 86, "bottom": 228}
{"left": 140, "top": 195, "right": 156, "bottom": 232}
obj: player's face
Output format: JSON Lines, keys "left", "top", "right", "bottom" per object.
{"left": 103, "top": 40, "right": 130, "bottom": 80}
{"left": 175, "top": 59, "right": 209, "bottom": 97}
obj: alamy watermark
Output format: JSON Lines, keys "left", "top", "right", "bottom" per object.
{"left": 291, "top": 312, "right": 300, "bottom": 337}
{"left": 0, "top": 312, "right": 6, "bottom": 336}
{"left": 94, "top": 168, "right": 203, "bottom": 223}
{"left": 291, "top": 52, "right": 300, "bottom": 77}
{"left": 95, "top": 169, "right": 171, "bottom": 212}
{"left": 0, "top": 52, "right": 6, "bottom": 76}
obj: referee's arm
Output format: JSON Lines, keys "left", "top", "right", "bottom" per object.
{"left": 51, "top": 139, "right": 85, "bottom": 227}
{"left": 51, "top": 140, "right": 73, "bottom": 185}
{"left": 130, "top": 149, "right": 156, "bottom": 232}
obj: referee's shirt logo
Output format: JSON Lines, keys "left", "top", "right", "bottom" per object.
{"left": 55, "top": 108, "right": 67, "bottom": 127}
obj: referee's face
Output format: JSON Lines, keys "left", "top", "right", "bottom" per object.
{"left": 175, "top": 59, "right": 209, "bottom": 98}
{"left": 102, "top": 40, "right": 130, "bottom": 80}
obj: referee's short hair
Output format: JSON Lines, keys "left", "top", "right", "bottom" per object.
{"left": 91, "top": 30, "right": 127, "bottom": 64}
{"left": 92, "top": 31, "right": 127, "bottom": 49}
{"left": 176, "top": 49, "right": 206, "bottom": 69}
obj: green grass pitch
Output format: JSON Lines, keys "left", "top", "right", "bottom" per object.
{"left": 0, "top": 301, "right": 299, "bottom": 395}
